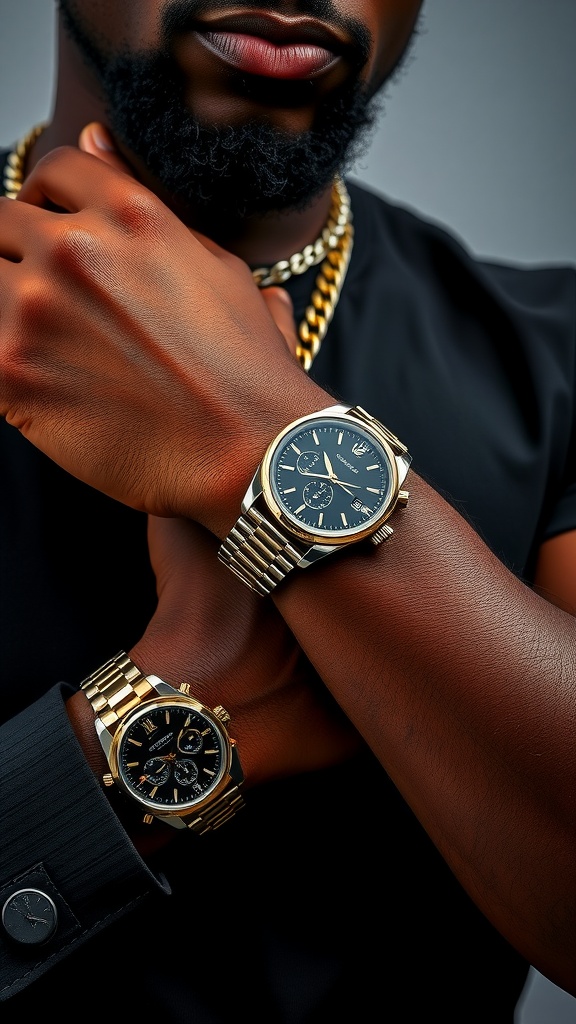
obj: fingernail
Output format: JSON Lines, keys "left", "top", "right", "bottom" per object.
{"left": 271, "top": 287, "right": 293, "bottom": 308}
{"left": 87, "top": 123, "right": 115, "bottom": 151}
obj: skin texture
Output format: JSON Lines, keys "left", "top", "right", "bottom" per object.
{"left": 1, "top": 0, "right": 575, "bottom": 997}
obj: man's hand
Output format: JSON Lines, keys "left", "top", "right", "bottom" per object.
{"left": 132, "top": 515, "right": 362, "bottom": 788}
{"left": 0, "top": 130, "right": 324, "bottom": 537}
{"left": 78, "top": 123, "right": 303, "bottom": 361}
{"left": 67, "top": 512, "right": 362, "bottom": 856}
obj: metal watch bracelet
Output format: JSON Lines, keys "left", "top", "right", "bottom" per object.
{"left": 81, "top": 651, "right": 155, "bottom": 731}
{"left": 218, "top": 506, "right": 307, "bottom": 597}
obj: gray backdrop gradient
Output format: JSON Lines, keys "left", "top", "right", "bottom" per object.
{"left": 0, "top": 2, "right": 574, "bottom": 1021}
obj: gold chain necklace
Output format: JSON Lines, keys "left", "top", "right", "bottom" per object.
{"left": 3, "top": 124, "right": 353, "bottom": 372}
{"left": 2, "top": 123, "right": 45, "bottom": 200}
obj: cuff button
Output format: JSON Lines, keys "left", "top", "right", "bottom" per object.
{"left": 2, "top": 888, "right": 58, "bottom": 945}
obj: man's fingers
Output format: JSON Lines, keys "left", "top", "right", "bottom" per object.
{"left": 20, "top": 125, "right": 300, "bottom": 365}
{"left": 17, "top": 138, "right": 148, "bottom": 214}
{"left": 260, "top": 286, "right": 299, "bottom": 358}
{"left": 79, "top": 123, "right": 238, "bottom": 266}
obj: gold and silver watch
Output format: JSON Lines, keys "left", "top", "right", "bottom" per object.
{"left": 81, "top": 652, "right": 244, "bottom": 834}
{"left": 218, "top": 403, "right": 411, "bottom": 595}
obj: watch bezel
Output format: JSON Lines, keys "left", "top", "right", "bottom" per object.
{"left": 259, "top": 406, "right": 401, "bottom": 546}
{"left": 107, "top": 694, "right": 233, "bottom": 817}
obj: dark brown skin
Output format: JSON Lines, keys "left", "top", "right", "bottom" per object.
{"left": 1, "top": 0, "right": 575, "bottom": 996}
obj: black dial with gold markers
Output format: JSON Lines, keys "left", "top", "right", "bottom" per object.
{"left": 81, "top": 654, "right": 245, "bottom": 834}
{"left": 115, "top": 698, "right": 227, "bottom": 811}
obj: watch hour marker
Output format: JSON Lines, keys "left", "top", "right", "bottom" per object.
{"left": 281, "top": 464, "right": 295, "bottom": 471}
{"left": 338, "top": 431, "right": 344, "bottom": 445}
{"left": 173, "top": 788, "right": 179, "bottom": 802}
{"left": 295, "top": 504, "right": 306, "bottom": 515}
{"left": 203, "top": 767, "right": 216, "bottom": 777}
{"left": 318, "top": 512, "right": 324, "bottom": 526}
{"left": 204, "top": 748, "right": 218, "bottom": 755}
{"left": 366, "top": 465, "right": 379, "bottom": 471}
{"left": 127, "top": 761, "right": 139, "bottom": 768}
{"left": 291, "top": 443, "right": 301, "bottom": 454}
{"left": 366, "top": 487, "right": 381, "bottom": 494}
{"left": 165, "top": 710, "right": 170, "bottom": 724}
{"left": 283, "top": 487, "right": 296, "bottom": 494}
{"left": 128, "top": 737, "right": 143, "bottom": 746}
{"left": 341, "top": 512, "right": 348, "bottom": 526}
{"left": 150, "top": 786, "right": 159, "bottom": 798}
{"left": 312, "top": 430, "right": 320, "bottom": 445}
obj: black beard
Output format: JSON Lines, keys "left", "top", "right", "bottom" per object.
{"left": 103, "top": 57, "right": 377, "bottom": 219}
{"left": 58, "top": 0, "right": 380, "bottom": 222}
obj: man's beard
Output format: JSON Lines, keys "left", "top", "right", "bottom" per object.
{"left": 58, "top": 0, "right": 381, "bottom": 222}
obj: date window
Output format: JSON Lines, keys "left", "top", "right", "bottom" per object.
{"left": 351, "top": 498, "right": 372, "bottom": 517}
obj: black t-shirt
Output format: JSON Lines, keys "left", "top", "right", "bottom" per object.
{"left": 1, "top": 162, "right": 574, "bottom": 1019}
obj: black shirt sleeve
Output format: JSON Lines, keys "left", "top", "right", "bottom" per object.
{"left": 0, "top": 681, "right": 170, "bottom": 1000}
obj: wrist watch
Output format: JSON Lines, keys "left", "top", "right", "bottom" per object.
{"left": 80, "top": 652, "right": 244, "bottom": 834}
{"left": 218, "top": 403, "right": 411, "bottom": 596}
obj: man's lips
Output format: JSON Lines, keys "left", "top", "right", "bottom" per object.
{"left": 192, "top": 11, "right": 350, "bottom": 80}
{"left": 196, "top": 31, "right": 338, "bottom": 79}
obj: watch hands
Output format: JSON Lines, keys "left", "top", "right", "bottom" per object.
{"left": 332, "top": 479, "right": 355, "bottom": 497}
{"left": 301, "top": 451, "right": 371, "bottom": 499}
{"left": 323, "top": 450, "right": 335, "bottom": 477}
{"left": 12, "top": 906, "right": 30, "bottom": 919}
{"left": 299, "top": 470, "right": 362, "bottom": 490}
{"left": 13, "top": 906, "right": 47, "bottom": 924}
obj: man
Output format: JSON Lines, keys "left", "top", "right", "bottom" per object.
{"left": 0, "top": 1, "right": 574, "bottom": 1018}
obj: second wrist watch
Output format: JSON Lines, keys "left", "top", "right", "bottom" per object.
{"left": 218, "top": 403, "right": 411, "bottom": 595}
{"left": 81, "top": 652, "right": 244, "bottom": 834}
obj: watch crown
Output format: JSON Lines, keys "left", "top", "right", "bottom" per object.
{"left": 370, "top": 523, "right": 394, "bottom": 546}
{"left": 178, "top": 682, "right": 192, "bottom": 696}
{"left": 143, "top": 814, "right": 155, "bottom": 826}
{"left": 103, "top": 773, "right": 114, "bottom": 787}
{"left": 398, "top": 489, "right": 409, "bottom": 507}
{"left": 213, "top": 705, "right": 231, "bottom": 726}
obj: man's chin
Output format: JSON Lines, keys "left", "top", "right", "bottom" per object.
{"left": 105, "top": 72, "right": 377, "bottom": 220}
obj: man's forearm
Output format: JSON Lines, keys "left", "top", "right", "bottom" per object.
{"left": 272, "top": 471, "right": 576, "bottom": 993}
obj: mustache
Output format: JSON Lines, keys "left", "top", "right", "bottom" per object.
{"left": 161, "top": 0, "right": 372, "bottom": 66}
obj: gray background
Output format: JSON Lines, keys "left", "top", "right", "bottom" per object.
{"left": 1, "top": 2, "right": 575, "bottom": 1020}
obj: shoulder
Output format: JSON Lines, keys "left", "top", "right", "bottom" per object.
{"left": 345, "top": 177, "right": 576, "bottom": 336}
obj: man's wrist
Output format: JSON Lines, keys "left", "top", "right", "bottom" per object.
{"left": 201, "top": 380, "right": 330, "bottom": 541}
{"left": 66, "top": 689, "right": 108, "bottom": 781}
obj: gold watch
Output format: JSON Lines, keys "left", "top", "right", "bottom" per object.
{"left": 218, "top": 403, "right": 411, "bottom": 595}
{"left": 81, "top": 652, "right": 244, "bottom": 834}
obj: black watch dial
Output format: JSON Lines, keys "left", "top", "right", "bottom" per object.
{"left": 116, "top": 701, "right": 227, "bottom": 811}
{"left": 268, "top": 417, "right": 395, "bottom": 538}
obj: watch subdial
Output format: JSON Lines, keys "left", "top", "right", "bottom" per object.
{"left": 174, "top": 759, "right": 199, "bottom": 786}
{"left": 303, "top": 480, "right": 334, "bottom": 509}
{"left": 142, "top": 757, "right": 170, "bottom": 786}
{"left": 296, "top": 450, "right": 321, "bottom": 474}
{"left": 178, "top": 727, "right": 203, "bottom": 754}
